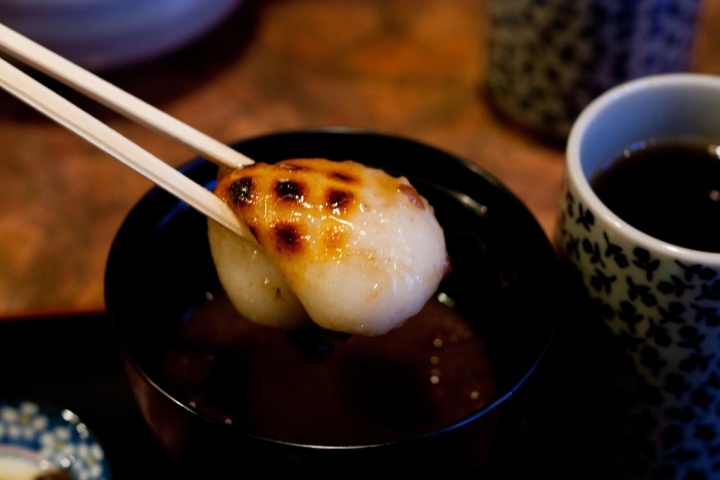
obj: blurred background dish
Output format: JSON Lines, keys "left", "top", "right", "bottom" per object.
{"left": 0, "top": 0, "right": 243, "bottom": 70}
{"left": 0, "top": 399, "right": 110, "bottom": 479}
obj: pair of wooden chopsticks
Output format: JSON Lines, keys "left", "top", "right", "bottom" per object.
{"left": 0, "top": 22, "right": 254, "bottom": 241}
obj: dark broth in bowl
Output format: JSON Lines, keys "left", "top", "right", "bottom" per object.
{"left": 161, "top": 291, "right": 496, "bottom": 446}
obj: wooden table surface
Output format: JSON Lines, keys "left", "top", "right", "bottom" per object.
{"left": 1, "top": 0, "right": 719, "bottom": 316}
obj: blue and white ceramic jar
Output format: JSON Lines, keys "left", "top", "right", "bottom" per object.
{"left": 486, "top": 0, "right": 701, "bottom": 138}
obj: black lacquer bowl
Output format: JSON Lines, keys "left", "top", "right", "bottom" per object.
{"left": 105, "top": 129, "right": 560, "bottom": 477}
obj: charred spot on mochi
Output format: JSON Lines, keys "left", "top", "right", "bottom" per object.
{"left": 398, "top": 183, "right": 426, "bottom": 210}
{"left": 326, "top": 189, "right": 353, "bottom": 212}
{"left": 329, "top": 171, "right": 359, "bottom": 183}
{"left": 275, "top": 180, "right": 305, "bottom": 202}
{"left": 229, "top": 177, "right": 255, "bottom": 205}
{"left": 273, "top": 222, "right": 305, "bottom": 254}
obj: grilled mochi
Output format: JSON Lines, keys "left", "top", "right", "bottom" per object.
{"left": 209, "top": 158, "right": 448, "bottom": 336}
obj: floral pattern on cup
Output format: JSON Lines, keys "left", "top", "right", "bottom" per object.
{"left": 557, "top": 175, "right": 720, "bottom": 479}
{"left": 0, "top": 400, "right": 110, "bottom": 480}
{"left": 486, "top": 0, "right": 701, "bottom": 138}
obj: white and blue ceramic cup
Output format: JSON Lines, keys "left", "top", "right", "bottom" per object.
{"left": 557, "top": 74, "right": 720, "bottom": 479}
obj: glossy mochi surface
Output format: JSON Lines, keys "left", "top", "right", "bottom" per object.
{"left": 212, "top": 158, "right": 447, "bottom": 335}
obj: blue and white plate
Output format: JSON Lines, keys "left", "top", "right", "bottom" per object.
{"left": 0, "top": 400, "right": 111, "bottom": 480}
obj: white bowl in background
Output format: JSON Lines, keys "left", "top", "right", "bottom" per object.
{"left": 0, "top": 0, "right": 243, "bottom": 70}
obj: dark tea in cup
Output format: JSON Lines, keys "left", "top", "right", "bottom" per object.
{"left": 590, "top": 140, "right": 720, "bottom": 253}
